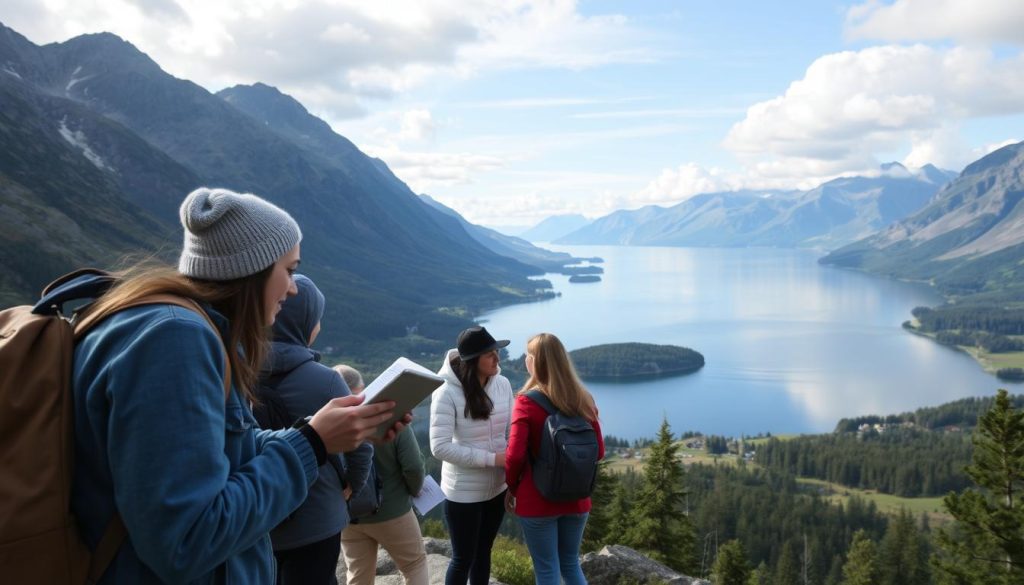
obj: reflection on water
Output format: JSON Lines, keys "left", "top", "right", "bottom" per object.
{"left": 479, "top": 245, "right": 1019, "bottom": 439}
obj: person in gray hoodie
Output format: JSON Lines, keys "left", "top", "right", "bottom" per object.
{"left": 258, "top": 274, "right": 373, "bottom": 585}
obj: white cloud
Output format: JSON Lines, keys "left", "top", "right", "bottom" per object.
{"left": 972, "top": 137, "right": 1022, "bottom": 159}
{"left": 846, "top": 0, "right": 1024, "bottom": 44}
{"left": 5, "top": 0, "right": 656, "bottom": 113}
{"left": 432, "top": 192, "right": 598, "bottom": 227}
{"left": 363, "top": 146, "right": 504, "bottom": 191}
{"left": 320, "top": 22, "right": 372, "bottom": 44}
{"left": 630, "top": 164, "right": 746, "bottom": 206}
{"left": 723, "top": 45, "right": 1024, "bottom": 184}
{"left": 398, "top": 109, "right": 436, "bottom": 142}
{"left": 902, "top": 125, "right": 970, "bottom": 169}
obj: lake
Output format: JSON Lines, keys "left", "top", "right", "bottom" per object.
{"left": 477, "top": 245, "right": 1019, "bottom": 439}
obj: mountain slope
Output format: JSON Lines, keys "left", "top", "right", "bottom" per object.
{"left": 822, "top": 141, "right": 1024, "bottom": 298}
{"left": 519, "top": 214, "right": 591, "bottom": 243}
{"left": 556, "top": 205, "right": 668, "bottom": 245}
{"left": 418, "top": 195, "right": 574, "bottom": 273}
{"left": 0, "top": 23, "right": 548, "bottom": 352}
{"left": 558, "top": 166, "right": 949, "bottom": 250}
{"left": 0, "top": 25, "right": 198, "bottom": 304}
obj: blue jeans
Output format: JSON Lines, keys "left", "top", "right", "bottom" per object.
{"left": 518, "top": 513, "right": 589, "bottom": 585}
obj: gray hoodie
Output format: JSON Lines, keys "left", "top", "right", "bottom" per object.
{"left": 262, "top": 274, "right": 373, "bottom": 550}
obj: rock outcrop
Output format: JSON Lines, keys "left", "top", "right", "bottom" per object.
{"left": 335, "top": 538, "right": 708, "bottom": 585}
{"left": 580, "top": 545, "right": 711, "bottom": 585}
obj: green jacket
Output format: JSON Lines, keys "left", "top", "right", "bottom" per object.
{"left": 362, "top": 426, "right": 425, "bottom": 523}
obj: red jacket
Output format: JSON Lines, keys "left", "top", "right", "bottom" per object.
{"left": 505, "top": 393, "right": 604, "bottom": 517}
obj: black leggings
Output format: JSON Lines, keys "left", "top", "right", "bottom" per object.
{"left": 444, "top": 491, "right": 507, "bottom": 585}
{"left": 274, "top": 532, "right": 341, "bottom": 585}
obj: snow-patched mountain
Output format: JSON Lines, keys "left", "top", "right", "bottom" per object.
{"left": 557, "top": 164, "right": 953, "bottom": 249}
{"left": 0, "top": 22, "right": 545, "bottom": 347}
{"left": 823, "top": 141, "right": 1024, "bottom": 297}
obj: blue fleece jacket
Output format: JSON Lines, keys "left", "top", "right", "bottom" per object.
{"left": 262, "top": 274, "right": 373, "bottom": 550}
{"left": 71, "top": 303, "right": 319, "bottom": 585}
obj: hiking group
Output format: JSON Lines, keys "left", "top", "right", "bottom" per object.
{"left": 0, "top": 186, "right": 603, "bottom": 585}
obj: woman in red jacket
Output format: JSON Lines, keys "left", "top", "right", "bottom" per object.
{"left": 505, "top": 333, "right": 604, "bottom": 585}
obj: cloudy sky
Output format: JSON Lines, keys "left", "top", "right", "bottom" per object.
{"left": 6, "top": 0, "right": 1024, "bottom": 227}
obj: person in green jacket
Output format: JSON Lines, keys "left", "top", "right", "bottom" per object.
{"left": 336, "top": 365, "right": 429, "bottom": 585}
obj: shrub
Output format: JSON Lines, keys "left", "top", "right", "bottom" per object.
{"left": 490, "top": 535, "right": 534, "bottom": 585}
{"left": 419, "top": 518, "right": 447, "bottom": 539}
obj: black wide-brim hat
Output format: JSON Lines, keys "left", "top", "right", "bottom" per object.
{"left": 457, "top": 326, "right": 510, "bottom": 361}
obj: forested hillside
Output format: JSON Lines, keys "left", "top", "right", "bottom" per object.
{"left": 0, "top": 22, "right": 561, "bottom": 362}
{"left": 573, "top": 392, "right": 1024, "bottom": 584}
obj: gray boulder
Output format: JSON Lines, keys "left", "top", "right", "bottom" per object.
{"left": 580, "top": 545, "right": 710, "bottom": 585}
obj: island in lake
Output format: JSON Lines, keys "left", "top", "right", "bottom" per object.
{"left": 502, "top": 342, "right": 704, "bottom": 385}
{"left": 570, "top": 343, "right": 705, "bottom": 380}
{"left": 569, "top": 275, "right": 601, "bottom": 283}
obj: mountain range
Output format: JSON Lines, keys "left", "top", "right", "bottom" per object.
{"left": 822, "top": 141, "right": 1024, "bottom": 302}
{"left": 0, "top": 23, "right": 565, "bottom": 354}
{"left": 557, "top": 164, "right": 957, "bottom": 250}
{"left": 518, "top": 214, "right": 591, "bottom": 243}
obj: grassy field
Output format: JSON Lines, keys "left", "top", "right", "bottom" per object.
{"left": 605, "top": 443, "right": 953, "bottom": 524}
{"left": 746, "top": 434, "right": 799, "bottom": 446}
{"left": 607, "top": 435, "right": 801, "bottom": 473}
{"left": 797, "top": 478, "right": 952, "bottom": 524}
{"left": 963, "top": 345, "right": 1024, "bottom": 371}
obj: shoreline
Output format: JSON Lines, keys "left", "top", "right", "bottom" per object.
{"left": 902, "top": 321, "right": 1024, "bottom": 378}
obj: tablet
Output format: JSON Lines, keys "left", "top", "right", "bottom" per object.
{"left": 361, "top": 357, "right": 444, "bottom": 437}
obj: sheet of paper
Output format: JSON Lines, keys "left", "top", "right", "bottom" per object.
{"left": 412, "top": 475, "right": 445, "bottom": 515}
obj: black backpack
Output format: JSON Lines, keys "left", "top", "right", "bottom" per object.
{"left": 346, "top": 459, "right": 383, "bottom": 523}
{"left": 525, "top": 390, "right": 599, "bottom": 501}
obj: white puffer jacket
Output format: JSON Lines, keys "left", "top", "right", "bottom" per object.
{"left": 429, "top": 349, "right": 513, "bottom": 503}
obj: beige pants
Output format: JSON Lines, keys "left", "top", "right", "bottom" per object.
{"left": 340, "top": 509, "right": 429, "bottom": 585}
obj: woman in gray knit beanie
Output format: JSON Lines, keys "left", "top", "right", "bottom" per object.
{"left": 70, "top": 187, "right": 411, "bottom": 585}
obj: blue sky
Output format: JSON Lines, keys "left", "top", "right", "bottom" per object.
{"left": 6, "top": 0, "right": 1024, "bottom": 227}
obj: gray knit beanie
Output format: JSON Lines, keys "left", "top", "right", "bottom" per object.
{"left": 178, "top": 187, "right": 302, "bottom": 281}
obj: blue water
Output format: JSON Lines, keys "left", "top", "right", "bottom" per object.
{"left": 477, "top": 245, "right": 1018, "bottom": 439}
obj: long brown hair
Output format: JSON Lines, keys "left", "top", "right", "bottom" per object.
{"left": 520, "top": 333, "right": 597, "bottom": 420}
{"left": 86, "top": 262, "right": 273, "bottom": 402}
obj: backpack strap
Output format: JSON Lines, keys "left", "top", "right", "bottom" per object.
{"left": 524, "top": 390, "right": 558, "bottom": 463}
{"left": 33, "top": 269, "right": 115, "bottom": 316}
{"left": 525, "top": 390, "right": 557, "bottom": 415}
{"left": 74, "top": 294, "right": 233, "bottom": 583}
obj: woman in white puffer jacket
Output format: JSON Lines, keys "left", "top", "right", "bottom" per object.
{"left": 430, "top": 326, "right": 513, "bottom": 585}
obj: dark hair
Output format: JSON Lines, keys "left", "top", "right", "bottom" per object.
{"left": 88, "top": 262, "right": 274, "bottom": 403}
{"left": 450, "top": 354, "right": 493, "bottom": 420}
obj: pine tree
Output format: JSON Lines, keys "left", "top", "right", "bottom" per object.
{"left": 935, "top": 389, "right": 1024, "bottom": 584}
{"left": 747, "top": 561, "right": 771, "bottom": 585}
{"left": 713, "top": 540, "right": 751, "bottom": 585}
{"left": 877, "top": 509, "right": 930, "bottom": 585}
{"left": 605, "top": 473, "right": 634, "bottom": 545}
{"left": 582, "top": 459, "right": 617, "bottom": 552}
{"left": 774, "top": 540, "right": 801, "bottom": 585}
{"left": 824, "top": 554, "right": 843, "bottom": 585}
{"left": 841, "top": 530, "right": 878, "bottom": 585}
{"left": 624, "top": 418, "right": 698, "bottom": 573}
